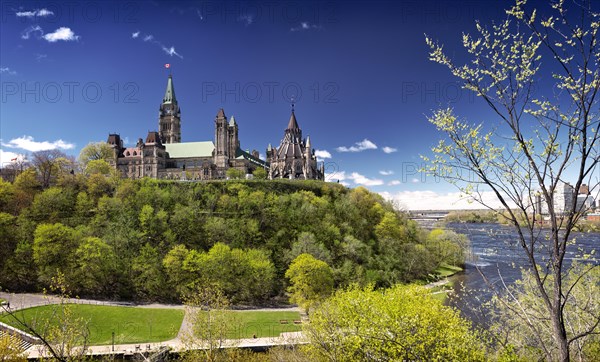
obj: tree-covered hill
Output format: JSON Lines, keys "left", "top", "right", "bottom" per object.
{"left": 0, "top": 173, "right": 465, "bottom": 303}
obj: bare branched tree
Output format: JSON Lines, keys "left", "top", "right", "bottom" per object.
{"left": 423, "top": 0, "right": 599, "bottom": 360}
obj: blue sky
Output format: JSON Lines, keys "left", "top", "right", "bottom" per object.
{"left": 0, "top": 0, "right": 584, "bottom": 209}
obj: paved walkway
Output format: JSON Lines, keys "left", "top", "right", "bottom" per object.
{"left": 0, "top": 292, "right": 188, "bottom": 311}
{"left": 24, "top": 331, "right": 307, "bottom": 359}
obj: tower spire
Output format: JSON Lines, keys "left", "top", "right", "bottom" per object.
{"left": 159, "top": 74, "right": 181, "bottom": 143}
{"left": 163, "top": 74, "right": 177, "bottom": 104}
{"left": 287, "top": 100, "right": 300, "bottom": 131}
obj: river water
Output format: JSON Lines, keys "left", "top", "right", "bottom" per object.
{"left": 444, "top": 223, "right": 600, "bottom": 326}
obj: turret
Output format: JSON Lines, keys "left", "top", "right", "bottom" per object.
{"left": 158, "top": 75, "right": 181, "bottom": 144}
{"left": 214, "top": 108, "right": 229, "bottom": 168}
{"left": 228, "top": 115, "right": 240, "bottom": 159}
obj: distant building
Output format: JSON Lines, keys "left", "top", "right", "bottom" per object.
{"left": 107, "top": 75, "right": 323, "bottom": 181}
{"left": 553, "top": 182, "right": 575, "bottom": 214}
{"left": 576, "top": 194, "right": 595, "bottom": 212}
{"left": 266, "top": 105, "right": 324, "bottom": 180}
{"left": 532, "top": 181, "right": 596, "bottom": 215}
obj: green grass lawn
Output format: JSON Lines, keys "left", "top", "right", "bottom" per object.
{"left": 429, "top": 280, "right": 455, "bottom": 303}
{"left": 434, "top": 264, "right": 463, "bottom": 278}
{"left": 225, "top": 310, "right": 302, "bottom": 339}
{"left": 0, "top": 304, "right": 184, "bottom": 345}
{"left": 0, "top": 304, "right": 301, "bottom": 344}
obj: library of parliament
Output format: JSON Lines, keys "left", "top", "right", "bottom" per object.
{"left": 107, "top": 75, "right": 325, "bottom": 181}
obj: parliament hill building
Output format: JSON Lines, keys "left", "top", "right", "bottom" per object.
{"left": 107, "top": 75, "right": 325, "bottom": 181}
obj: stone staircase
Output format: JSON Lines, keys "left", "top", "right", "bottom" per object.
{"left": 0, "top": 321, "right": 40, "bottom": 352}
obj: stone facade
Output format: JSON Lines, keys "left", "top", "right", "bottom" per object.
{"left": 107, "top": 75, "right": 323, "bottom": 181}
{"left": 266, "top": 107, "right": 324, "bottom": 180}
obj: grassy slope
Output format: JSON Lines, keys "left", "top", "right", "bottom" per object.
{"left": 1, "top": 304, "right": 183, "bottom": 345}
{"left": 226, "top": 310, "right": 302, "bottom": 339}
{"left": 0, "top": 304, "right": 301, "bottom": 344}
{"left": 429, "top": 264, "right": 463, "bottom": 303}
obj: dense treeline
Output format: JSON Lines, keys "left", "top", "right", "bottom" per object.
{"left": 0, "top": 166, "right": 465, "bottom": 303}
{"left": 443, "top": 210, "right": 500, "bottom": 224}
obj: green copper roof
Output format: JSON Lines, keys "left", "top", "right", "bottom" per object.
{"left": 165, "top": 141, "right": 214, "bottom": 158}
{"left": 163, "top": 75, "right": 177, "bottom": 104}
{"left": 235, "top": 148, "right": 268, "bottom": 167}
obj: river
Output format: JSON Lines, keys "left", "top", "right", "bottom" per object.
{"left": 444, "top": 223, "right": 600, "bottom": 326}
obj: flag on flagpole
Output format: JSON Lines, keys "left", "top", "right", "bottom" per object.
{"left": 165, "top": 63, "right": 171, "bottom": 69}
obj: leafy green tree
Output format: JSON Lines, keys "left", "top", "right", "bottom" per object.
{"left": 182, "top": 243, "right": 275, "bottom": 303}
{"left": 77, "top": 142, "right": 114, "bottom": 169}
{"left": 12, "top": 168, "right": 41, "bottom": 210}
{"left": 285, "top": 232, "right": 332, "bottom": 264}
{"left": 83, "top": 159, "right": 112, "bottom": 175}
{"left": 285, "top": 253, "right": 333, "bottom": 313}
{"left": 73, "top": 237, "right": 116, "bottom": 297}
{"left": 132, "top": 243, "right": 168, "bottom": 300}
{"left": 31, "top": 150, "right": 74, "bottom": 188}
{"left": 424, "top": 1, "right": 600, "bottom": 360}
{"left": 0, "top": 178, "right": 15, "bottom": 214}
{"left": 226, "top": 168, "right": 245, "bottom": 179}
{"left": 32, "top": 223, "right": 79, "bottom": 286}
{"left": 374, "top": 211, "right": 407, "bottom": 242}
{"left": 252, "top": 167, "right": 267, "bottom": 180}
{"left": 426, "top": 229, "right": 468, "bottom": 267}
{"left": 489, "top": 263, "right": 600, "bottom": 361}
{"left": 163, "top": 244, "right": 192, "bottom": 297}
{"left": 29, "top": 187, "right": 76, "bottom": 224}
{"left": 170, "top": 203, "right": 205, "bottom": 248}
{"left": 181, "top": 284, "right": 235, "bottom": 362}
{"left": 305, "top": 284, "right": 486, "bottom": 361}
{"left": 2, "top": 240, "right": 36, "bottom": 291}
{"left": 0, "top": 213, "right": 17, "bottom": 276}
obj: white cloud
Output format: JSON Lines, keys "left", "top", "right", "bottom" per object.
{"left": 382, "top": 146, "right": 398, "bottom": 154}
{"left": 291, "top": 22, "right": 322, "bottom": 32}
{"left": 162, "top": 46, "right": 183, "bottom": 59}
{"left": 379, "top": 170, "right": 394, "bottom": 176}
{"left": 379, "top": 190, "right": 515, "bottom": 210}
{"left": 16, "top": 8, "right": 54, "bottom": 17}
{"left": 388, "top": 180, "right": 401, "bottom": 186}
{"left": 315, "top": 149, "right": 332, "bottom": 159}
{"left": 133, "top": 31, "right": 184, "bottom": 59}
{"left": 43, "top": 27, "right": 80, "bottom": 42}
{"left": 336, "top": 139, "right": 377, "bottom": 153}
{"left": 238, "top": 14, "right": 254, "bottom": 26}
{"left": 35, "top": 53, "right": 47, "bottom": 62}
{"left": 326, "top": 170, "right": 346, "bottom": 182}
{"left": 22, "top": 26, "right": 79, "bottom": 42}
{"left": 0, "top": 150, "right": 22, "bottom": 165}
{"left": 0, "top": 67, "right": 17, "bottom": 75}
{"left": 2, "top": 136, "right": 75, "bottom": 152}
{"left": 21, "top": 25, "right": 43, "bottom": 39}
{"left": 36, "top": 8, "right": 54, "bottom": 17}
{"left": 348, "top": 172, "right": 384, "bottom": 186}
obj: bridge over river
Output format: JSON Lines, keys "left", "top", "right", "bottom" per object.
{"left": 408, "top": 209, "right": 491, "bottom": 229}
